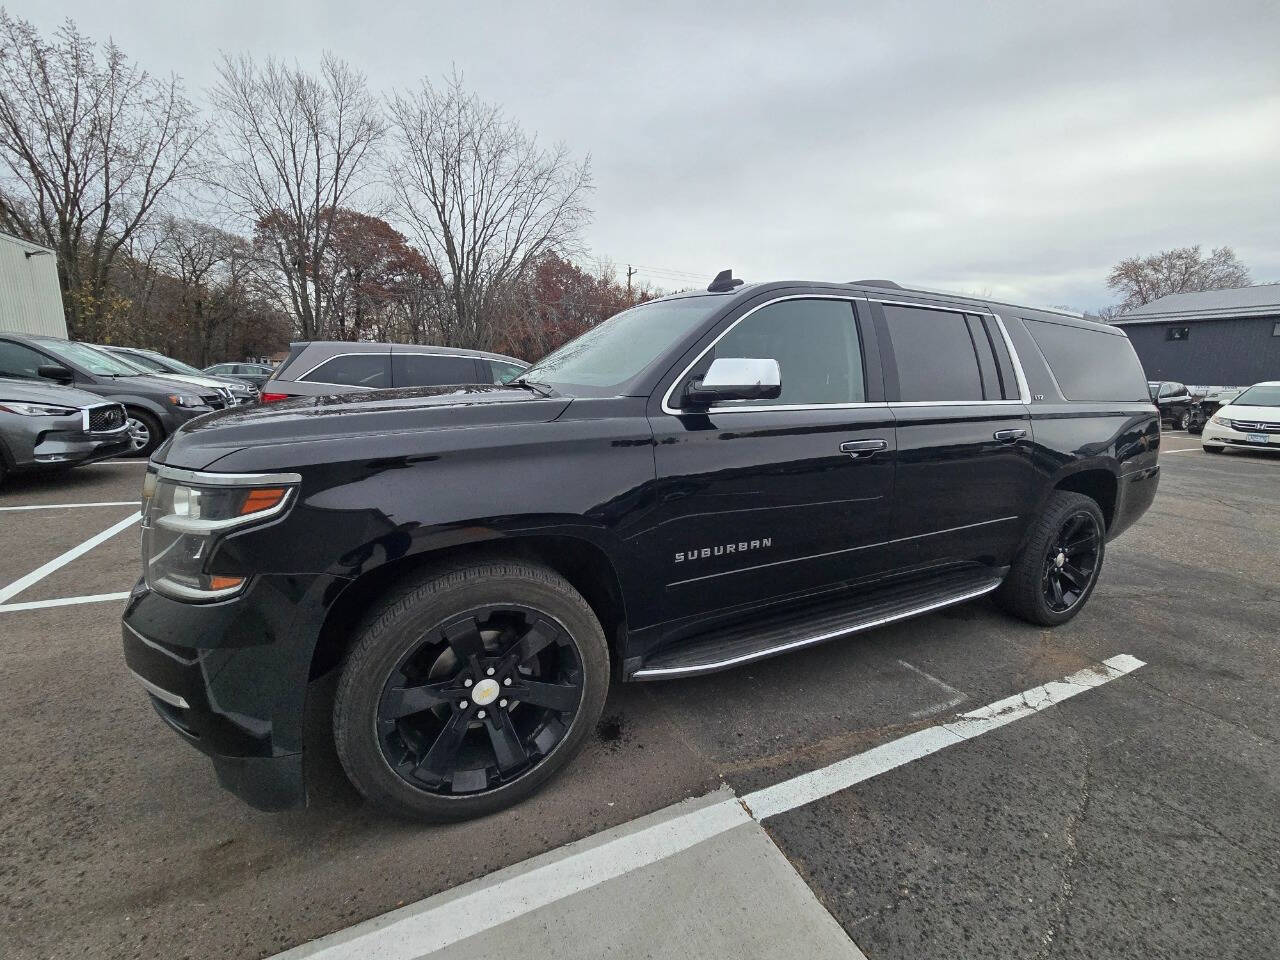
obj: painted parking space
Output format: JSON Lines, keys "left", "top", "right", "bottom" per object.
{"left": 2, "top": 448, "right": 1278, "bottom": 959}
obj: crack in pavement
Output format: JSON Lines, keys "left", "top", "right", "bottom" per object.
{"left": 1036, "top": 722, "right": 1093, "bottom": 959}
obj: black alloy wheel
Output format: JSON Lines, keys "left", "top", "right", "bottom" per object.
{"left": 1041, "top": 511, "right": 1102, "bottom": 613}
{"left": 333, "top": 558, "right": 609, "bottom": 820}
{"left": 376, "top": 605, "right": 584, "bottom": 796}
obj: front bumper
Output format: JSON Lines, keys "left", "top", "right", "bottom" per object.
{"left": 121, "top": 572, "right": 346, "bottom": 811}
{"left": 1202, "top": 423, "right": 1280, "bottom": 451}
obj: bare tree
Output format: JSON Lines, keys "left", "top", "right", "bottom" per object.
{"left": 388, "top": 71, "right": 592, "bottom": 350}
{"left": 0, "top": 13, "right": 204, "bottom": 339}
{"left": 210, "top": 53, "right": 385, "bottom": 339}
{"left": 1107, "top": 245, "right": 1250, "bottom": 313}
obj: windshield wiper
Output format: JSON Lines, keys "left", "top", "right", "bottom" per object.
{"left": 508, "top": 376, "right": 555, "bottom": 398}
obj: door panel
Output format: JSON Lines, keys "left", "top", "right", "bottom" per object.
{"left": 646, "top": 406, "right": 897, "bottom": 626}
{"left": 639, "top": 295, "right": 896, "bottom": 634}
{"left": 873, "top": 300, "right": 1038, "bottom": 570}
{"left": 888, "top": 405, "right": 1036, "bottom": 568}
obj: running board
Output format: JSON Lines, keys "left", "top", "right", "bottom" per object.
{"left": 631, "top": 570, "right": 1003, "bottom": 680}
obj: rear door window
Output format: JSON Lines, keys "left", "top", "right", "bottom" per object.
{"left": 299, "top": 353, "right": 390, "bottom": 388}
{"left": 1025, "top": 319, "right": 1148, "bottom": 402}
{"left": 881, "top": 305, "right": 984, "bottom": 402}
{"left": 391, "top": 354, "right": 481, "bottom": 388}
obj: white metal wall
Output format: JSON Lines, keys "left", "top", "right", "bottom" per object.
{"left": 0, "top": 232, "right": 67, "bottom": 338}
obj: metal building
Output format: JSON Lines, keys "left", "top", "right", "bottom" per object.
{"left": 0, "top": 232, "right": 67, "bottom": 338}
{"left": 1111, "top": 284, "right": 1280, "bottom": 387}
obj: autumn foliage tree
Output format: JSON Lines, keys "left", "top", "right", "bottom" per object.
{"left": 495, "top": 253, "right": 656, "bottom": 361}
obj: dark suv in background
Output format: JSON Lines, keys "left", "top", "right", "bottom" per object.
{"left": 1148, "top": 380, "right": 1194, "bottom": 430}
{"left": 0, "top": 334, "right": 221, "bottom": 457}
{"left": 123, "top": 275, "right": 1159, "bottom": 820}
{"left": 258, "top": 341, "right": 528, "bottom": 402}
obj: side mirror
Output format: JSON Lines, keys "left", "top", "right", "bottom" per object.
{"left": 683, "top": 357, "right": 781, "bottom": 407}
{"left": 37, "top": 363, "right": 74, "bottom": 384}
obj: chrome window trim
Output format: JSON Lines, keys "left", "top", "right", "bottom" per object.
{"left": 660, "top": 294, "right": 876, "bottom": 415}
{"left": 296, "top": 350, "right": 485, "bottom": 387}
{"left": 153, "top": 465, "right": 302, "bottom": 486}
{"left": 296, "top": 352, "right": 392, "bottom": 386}
{"left": 661, "top": 295, "right": 1032, "bottom": 415}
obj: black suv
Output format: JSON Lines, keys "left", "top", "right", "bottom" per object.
{"left": 122, "top": 277, "right": 1160, "bottom": 819}
{"left": 1147, "top": 380, "right": 1194, "bottom": 430}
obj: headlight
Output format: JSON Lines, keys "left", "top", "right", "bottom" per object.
{"left": 1211, "top": 415, "right": 1229, "bottom": 425}
{"left": 140, "top": 467, "right": 300, "bottom": 601}
{"left": 0, "top": 400, "right": 77, "bottom": 417}
{"left": 166, "top": 393, "right": 205, "bottom": 408}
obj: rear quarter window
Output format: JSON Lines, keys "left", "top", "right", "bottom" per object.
{"left": 1025, "top": 319, "right": 1148, "bottom": 402}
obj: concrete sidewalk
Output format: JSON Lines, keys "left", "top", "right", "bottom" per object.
{"left": 275, "top": 789, "right": 867, "bottom": 960}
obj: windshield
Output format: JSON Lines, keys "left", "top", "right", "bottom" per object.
{"left": 520, "top": 297, "right": 716, "bottom": 393}
{"left": 118, "top": 351, "right": 166, "bottom": 372}
{"left": 44, "top": 340, "right": 147, "bottom": 376}
{"left": 1230, "top": 384, "right": 1280, "bottom": 407}
{"left": 148, "top": 352, "right": 205, "bottom": 376}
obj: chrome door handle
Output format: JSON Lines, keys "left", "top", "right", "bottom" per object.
{"left": 994, "top": 428, "right": 1027, "bottom": 442}
{"left": 840, "top": 439, "right": 888, "bottom": 458}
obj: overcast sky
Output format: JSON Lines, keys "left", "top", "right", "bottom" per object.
{"left": 10, "top": 0, "right": 1280, "bottom": 310}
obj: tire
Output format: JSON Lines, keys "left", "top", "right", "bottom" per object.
{"left": 333, "top": 557, "right": 610, "bottom": 821}
{"left": 997, "top": 490, "right": 1106, "bottom": 627}
{"left": 1176, "top": 411, "right": 1191, "bottom": 431}
{"left": 124, "top": 408, "right": 163, "bottom": 458}
{"left": 1203, "top": 444, "right": 1225, "bottom": 454}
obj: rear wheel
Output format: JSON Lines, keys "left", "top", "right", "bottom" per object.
{"left": 334, "top": 558, "right": 609, "bottom": 820}
{"left": 997, "top": 491, "right": 1106, "bottom": 626}
{"left": 1176, "top": 410, "right": 1192, "bottom": 431}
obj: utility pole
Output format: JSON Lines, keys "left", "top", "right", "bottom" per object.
{"left": 626, "top": 264, "right": 635, "bottom": 298}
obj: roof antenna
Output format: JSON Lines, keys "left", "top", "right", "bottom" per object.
{"left": 707, "top": 269, "right": 744, "bottom": 293}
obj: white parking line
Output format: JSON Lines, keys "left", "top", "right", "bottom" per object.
{"left": 0, "top": 591, "right": 133, "bottom": 613}
{"left": 0, "top": 511, "right": 140, "bottom": 605}
{"left": 272, "top": 653, "right": 1146, "bottom": 960}
{"left": 0, "top": 501, "right": 139, "bottom": 512}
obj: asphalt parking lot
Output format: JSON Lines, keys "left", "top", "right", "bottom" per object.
{"left": 2, "top": 437, "right": 1277, "bottom": 960}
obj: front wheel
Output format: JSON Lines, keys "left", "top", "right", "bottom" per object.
{"left": 124, "top": 409, "right": 163, "bottom": 458}
{"left": 334, "top": 558, "right": 609, "bottom": 821}
{"left": 1203, "top": 444, "right": 1225, "bottom": 454}
{"left": 997, "top": 491, "right": 1106, "bottom": 627}
{"left": 1176, "top": 411, "right": 1192, "bottom": 431}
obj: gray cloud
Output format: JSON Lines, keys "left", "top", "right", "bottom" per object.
{"left": 10, "top": 0, "right": 1279, "bottom": 309}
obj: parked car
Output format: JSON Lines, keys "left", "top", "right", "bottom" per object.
{"left": 256, "top": 341, "right": 528, "bottom": 403}
{"left": 1147, "top": 380, "right": 1194, "bottom": 430}
{"left": 203, "top": 362, "right": 276, "bottom": 390}
{"left": 122, "top": 275, "right": 1159, "bottom": 820}
{"left": 101, "top": 346, "right": 259, "bottom": 405}
{"left": 1187, "top": 387, "right": 1244, "bottom": 436}
{"left": 0, "top": 376, "right": 130, "bottom": 483}
{"left": 0, "top": 334, "right": 222, "bottom": 457}
{"left": 1201, "top": 381, "right": 1280, "bottom": 454}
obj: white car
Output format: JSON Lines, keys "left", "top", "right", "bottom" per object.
{"left": 1202, "top": 381, "right": 1280, "bottom": 454}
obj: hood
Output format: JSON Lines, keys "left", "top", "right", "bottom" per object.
{"left": 134, "top": 371, "right": 229, "bottom": 393}
{"left": 158, "top": 383, "right": 572, "bottom": 470}
{"left": 1218, "top": 403, "right": 1280, "bottom": 422}
{"left": 0, "top": 376, "right": 108, "bottom": 408}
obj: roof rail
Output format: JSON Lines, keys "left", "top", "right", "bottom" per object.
{"left": 849, "top": 279, "right": 902, "bottom": 289}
